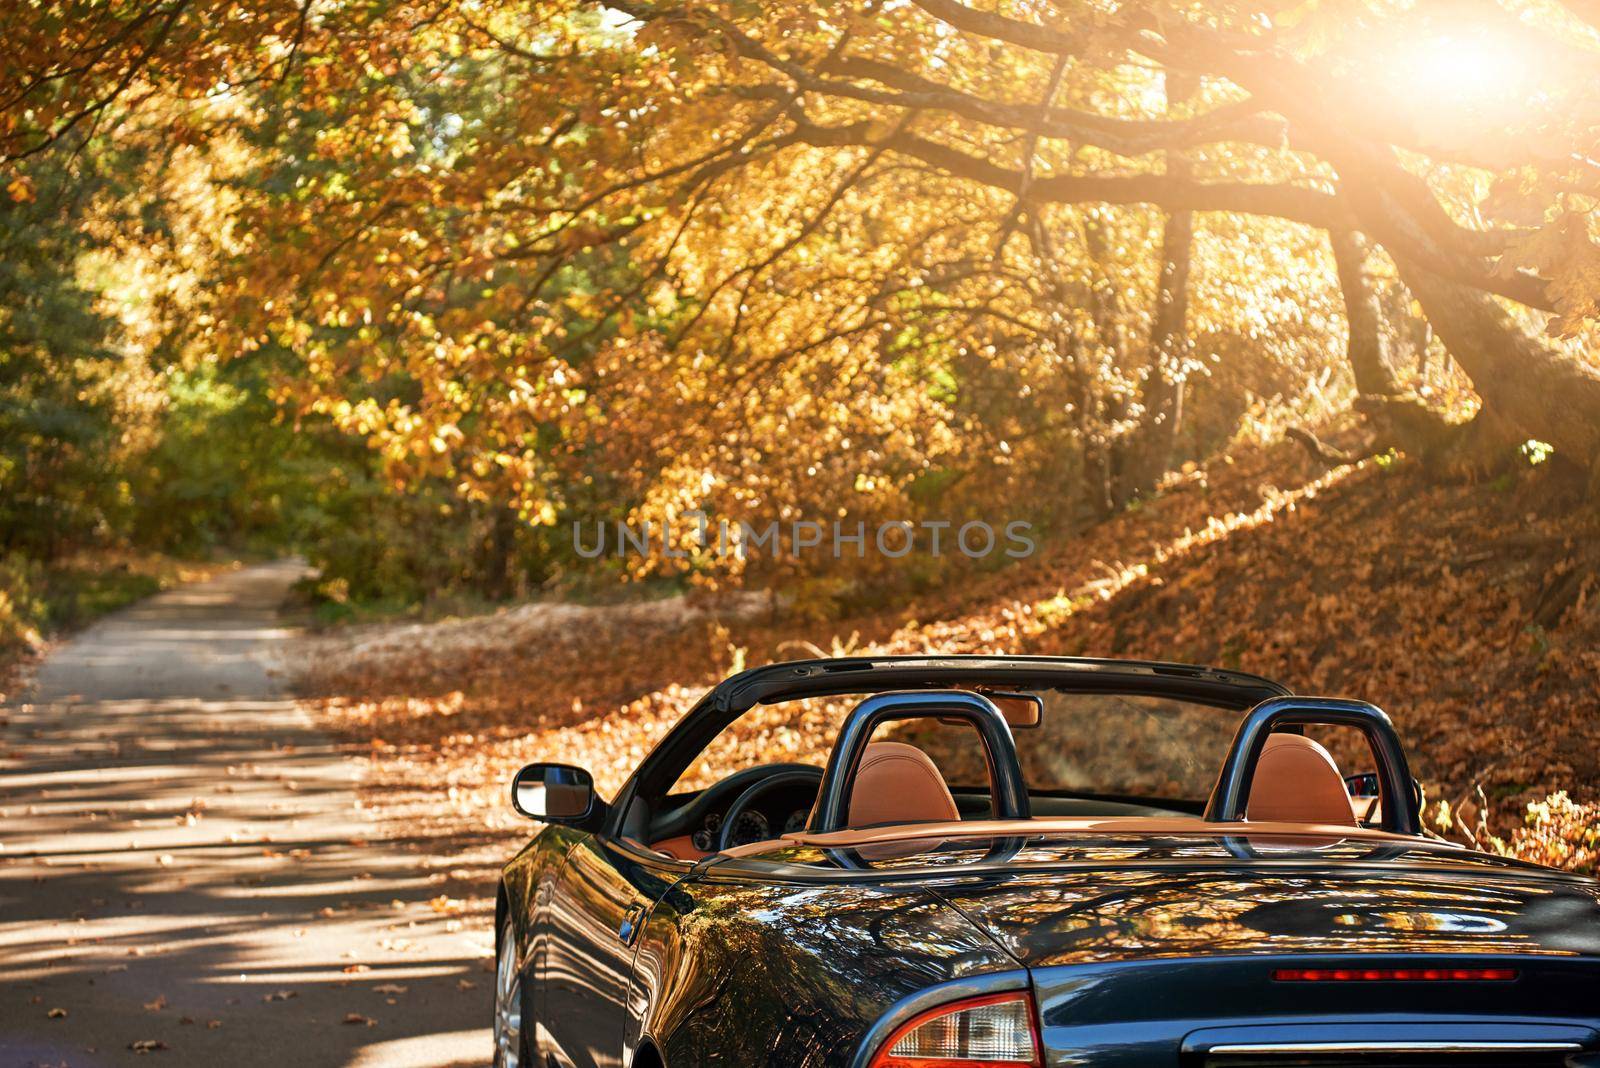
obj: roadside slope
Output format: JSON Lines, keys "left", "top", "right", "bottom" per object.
{"left": 301, "top": 443, "right": 1600, "bottom": 855}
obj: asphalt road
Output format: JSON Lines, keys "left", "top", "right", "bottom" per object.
{"left": 1, "top": 561, "right": 493, "bottom": 1068}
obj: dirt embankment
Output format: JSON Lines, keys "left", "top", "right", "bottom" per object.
{"left": 297, "top": 441, "right": 1600, "bottom": 866}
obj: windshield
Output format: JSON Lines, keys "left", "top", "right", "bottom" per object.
{"left": 889, "top": 687, "right": 1235, "bottom": 805}
{"left": 671, "top": 689, "right": 1242, "bottom": 806}
{"left": 886, "top": 692, "right": 1239, "bottom": 804}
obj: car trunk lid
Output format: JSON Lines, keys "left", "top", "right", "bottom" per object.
{"left": 922, "top": 835, "right": 1600, "bottom": 966}
{"left": 912, "top": 835, "right": 1600, "bottom": 1068}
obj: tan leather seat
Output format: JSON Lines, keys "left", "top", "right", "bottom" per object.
{"left": 1247, "top": 733, "right": 1357, "bottom": 826}
{"left": 848, "top": 742, "right": 961, "bottom": 828}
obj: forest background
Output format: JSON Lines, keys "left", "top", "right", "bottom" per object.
{"left": 5, "top": 0, "right": 1600, "bottom": 862}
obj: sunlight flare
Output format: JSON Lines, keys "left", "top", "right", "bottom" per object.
{"left": 1394, "top": 32, "right": 1535, "bottom": 108}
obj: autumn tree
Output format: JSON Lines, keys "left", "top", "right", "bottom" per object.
{"left": 8, "top": 0, "right": 1600, "bottom": 591}
{"left": 568, "top": 0, "right": 1600, "bottom": 470}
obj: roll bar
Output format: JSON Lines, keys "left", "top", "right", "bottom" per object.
{"left": 809, "top": 690, "right": 1030, "bottom": 833}
{"left": 1204, "top": 697, "right": 1421, "bottom": 835}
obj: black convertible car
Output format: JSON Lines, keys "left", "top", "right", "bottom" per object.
{"left": 494, "top": 656, "right": 1600, "bottom": 1067}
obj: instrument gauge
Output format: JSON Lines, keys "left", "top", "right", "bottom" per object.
{"left": 729, "top": 809, "right": 769, "bottom": 846}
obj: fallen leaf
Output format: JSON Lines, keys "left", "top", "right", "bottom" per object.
{"left": 342, "top": 1012, "right": 377, "bottom": 1027}
{"left": 128, "top": 1039, "right": 169, "bottom": 1053}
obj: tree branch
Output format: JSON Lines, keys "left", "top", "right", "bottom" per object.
{"left": 789, "top": 117, "right": 1354, "bottom": 227}
{"left": 822, "top": 54, "right": 1288, "bottom": 157}
{"left": 906, "top": 0, "right": 1098, "bottom": 56}
{"left": 2, "top": 0, "right": 191, "bottom": 163}
{"left": 786, "top": 116, "right": 1555, "bottom": 310}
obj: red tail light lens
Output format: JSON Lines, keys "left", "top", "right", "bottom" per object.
{"left": 869, "top": 991, "right": 1042, "bottom": 1068}
{"left": 1274, "top": 967, "right": 1518, "bottom": 982}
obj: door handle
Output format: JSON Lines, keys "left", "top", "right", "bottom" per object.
{"left": 618, "top": 903, "right": 648, "bottom": 946}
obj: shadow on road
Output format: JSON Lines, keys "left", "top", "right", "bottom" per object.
{"left": 1, "top": 562, "right": 498, "bottom": 1068}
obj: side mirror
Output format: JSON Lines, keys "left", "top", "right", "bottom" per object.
{"left": 1345, "top": 771, "right": 1382, "bottom": 824}
{"left": 1344, "top": 772, "right": 1380, "bottom": 798}
{"left": 512, "top": 763, "right": 597, "bottom": 824}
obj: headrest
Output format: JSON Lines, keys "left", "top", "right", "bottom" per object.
{"left": 1247, "top": 733, "right": 1357, "bottom": 826}
{"left": 848, "top": 741, "right": 960, "bottom": 828}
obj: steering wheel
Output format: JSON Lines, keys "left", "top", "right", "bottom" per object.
{"left": 716, "top": 765, "right": 824, "bottom": 853}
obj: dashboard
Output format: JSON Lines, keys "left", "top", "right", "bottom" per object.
{"left": 651, "top": 763, "right": 824, "bottom": 857}
{"left": 690, "top": 796, "right": 813, "bottom": 852}
{"left": 648, "top": 763, "right": 1202, "bottom": 862}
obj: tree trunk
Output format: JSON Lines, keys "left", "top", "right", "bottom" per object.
{"left": 1025, "top": 210, "right": 1115, "bottom": 518}
{"left": 1395, "top": 287, "right": 1434, "bottom": 375}
{"left": 1312, "top": 137, "right": 1600, "bottom": 473}
{"left": 1329, "top": 230, "right": 1400, "bottom": 396}
{"left": 1395, "top": 261, "right": 1600, "bottom": 471}
{"left": 1140, "top": 206, "right": 1192, "bottom": 471}
{"left": 1135, "top": 70, "right": 1198, "bottom": 492}
{"left": 1080, "top": 217, "right": 1125, "bottom": 517}
{"left": 482, "top": 503, "right": 519, "bottom": 600}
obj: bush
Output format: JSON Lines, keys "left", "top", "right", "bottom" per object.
{"left": 0, "top": 552, "right": 174, "bottom": 660}
{"left": 1501, "top": 791, "right": 1600, "bottom": 875}
{"left": 0, "top": 554, "right": 46, "bottom": 654}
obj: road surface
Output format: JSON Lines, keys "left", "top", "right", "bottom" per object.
{"left": 0, "top": 561, "right": 492, "bottom": 1068}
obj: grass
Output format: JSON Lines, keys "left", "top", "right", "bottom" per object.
{"left": 2, "top": 550, "right": 232, "bottom": 691}
{"left": 296, "top": 567, "right": 700, "bottom": 630}
{"left": 34, "top": 563, "right": 164, "bottom": 632}
{"left": 297, "top": 576, "right": 510, "bottom": 629}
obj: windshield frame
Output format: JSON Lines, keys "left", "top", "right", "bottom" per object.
{"left": 612, "top": 655, "right": 1292, "bottom": 836}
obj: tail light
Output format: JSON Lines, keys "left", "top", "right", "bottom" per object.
{"left": 1274, "top": 966, "right": 1518, "bottom": 982}
{"left": 869, "top": 991, "right": 1042, "bottom": 1068}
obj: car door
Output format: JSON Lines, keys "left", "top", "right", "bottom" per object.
{"left": 539, "top": 833, "right": 690, "bottom": 1068}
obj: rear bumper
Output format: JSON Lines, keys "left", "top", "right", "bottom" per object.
{"left": 1187, "top": 1023, "right": 1591, "bottom": 1066}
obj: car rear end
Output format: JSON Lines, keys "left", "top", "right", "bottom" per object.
{"left": 1030, "top": 953, "right": 1600, "bottom": 1067}
{"left": 854, "top": 831, "right": 1600, "bottom": 1068}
